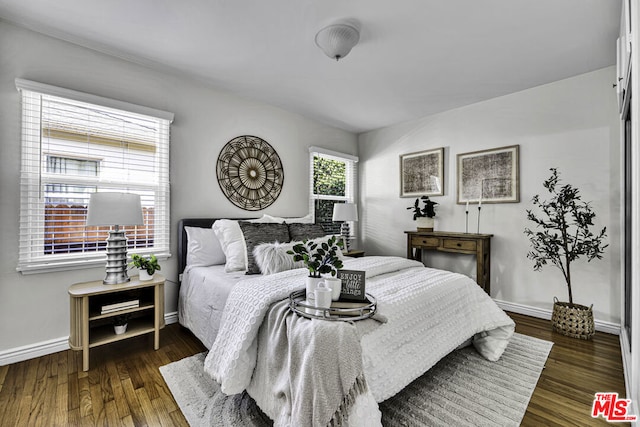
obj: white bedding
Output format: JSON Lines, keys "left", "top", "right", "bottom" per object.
{"left": 178, "top": 265, "right": 248, "bottom": 348}
{"left": 202, "top": 256, "right": 515, "bottom": 426}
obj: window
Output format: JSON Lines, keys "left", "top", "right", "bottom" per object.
{"left": 16, "top": 79, "right": 173, "bottom": 273}
{"left": 309, "top": 146, "right": 358, "bottom": 234}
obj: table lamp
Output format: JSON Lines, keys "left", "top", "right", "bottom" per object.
{"left": 86, "top": 192, "right": 144, "bottom": 285}
{"left": 332, "top": 203, "right": 358, "bottom": 252}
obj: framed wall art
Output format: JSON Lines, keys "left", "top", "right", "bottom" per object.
{"left": 457, "top": 145, "right": 519, "bottom": 204}
{"left": 399, "top": 147, "right": 444, "bottom": 197}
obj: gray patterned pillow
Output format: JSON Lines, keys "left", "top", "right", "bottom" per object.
{"left": 239, "top": 222, "right": 290, "bottom": 274}
{"left": 287, "top": 223, "right": 327, "bottom": 242}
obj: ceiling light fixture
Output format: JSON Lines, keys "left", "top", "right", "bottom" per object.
{"left": 315, "top": 23, "right": 360, "bottom": 61}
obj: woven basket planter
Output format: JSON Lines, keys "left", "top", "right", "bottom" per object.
{"left": 551, "top": 297, "right": 594, "bottom": 340}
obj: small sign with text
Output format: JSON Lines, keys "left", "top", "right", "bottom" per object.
{"left": 338, "top": 270, "right": 366, "bottom": 301}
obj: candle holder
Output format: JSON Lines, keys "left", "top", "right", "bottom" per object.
{"left": 477, "top": 206, "right": 482, "bottom": 234}
{"left": 465, "top": 209, "right": 469, "bottom": 233}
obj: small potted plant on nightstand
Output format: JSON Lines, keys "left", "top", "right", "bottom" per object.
{"left": 129, "top": 254, "right": 161, "bottom": 281}
{"left": 113, "top": 313, "right": 130, "bottom": 335}
{"left": 408, "top": 196, "right": 438, "bottom": 231}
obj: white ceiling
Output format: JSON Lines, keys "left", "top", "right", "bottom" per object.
{"left": 0, "top": 0, "right": 621, "bottom": 134}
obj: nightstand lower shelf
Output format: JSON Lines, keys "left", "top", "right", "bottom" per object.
{"left": 89, "top": 320, "right": 155, "bottom": 348}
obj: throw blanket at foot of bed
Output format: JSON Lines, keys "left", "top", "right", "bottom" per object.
{"left": 204, "top": 256, "right": 515, "bottom": 427}
{"left": 247, "top": 299, "right": 380, "bottom": 427}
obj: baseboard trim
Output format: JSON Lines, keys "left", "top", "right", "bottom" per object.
{"left": 494, "top": 299, "right": 621, "bottom": 335}
{"left": 0, "top": 336, "right": 69, "bottom": 366}
{"left": 165, "top": 311, "right": 179, "bottom": 325}
{"left": 0, "top": 312, "right": 181, "bottom": 366}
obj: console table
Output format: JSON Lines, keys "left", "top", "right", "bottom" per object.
{"left": 405, "top": 231, "right": 493, "bottom": 294}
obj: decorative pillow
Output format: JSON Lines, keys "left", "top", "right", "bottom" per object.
{"left": 253, "top": 241, "right": 305, "bottom": 275}
{"left": 254, "top": 235, "right": 345, "bottom": 275}
{"left": 185, "top": 226, "right": 226, "bottom": 267}
{"left": 287, "top": 223, "right": 327, "bottom": 242}
{"left": 238, "top": 222, "right": 290, "bottom": 274}
{"left": 212, "top": 220, "right": 247, "bottom": 272}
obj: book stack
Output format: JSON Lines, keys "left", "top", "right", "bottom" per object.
{"left": 329, "top": 300, "right": 371, "bottom": 317}
{"left": 101, "top": 300, "right": 139, "bottom": 315}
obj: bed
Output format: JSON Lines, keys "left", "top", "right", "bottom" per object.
{"left": 177, "top": 218, "right": 515, "bottom": 427}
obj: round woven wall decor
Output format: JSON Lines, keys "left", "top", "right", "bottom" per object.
{"left": 216, "top": 135, "right": 284, "bottom": 211}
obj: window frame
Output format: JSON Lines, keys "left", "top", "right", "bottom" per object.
{"left": 308, "top": 146, "right": 359, "bottom": 229}
{"left": 15, "top": 79, "right": 174, "bottom": 274}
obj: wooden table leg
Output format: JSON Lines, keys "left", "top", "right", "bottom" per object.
{"left": 154, "top": 284, "right": 160, "bottom": 350}
{"left": 81, "top": 296, "right": 89, "bottom": 371}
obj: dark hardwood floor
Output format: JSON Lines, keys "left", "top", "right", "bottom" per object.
{"left": 0, "top": 312, "right": 628, "bottom": 426}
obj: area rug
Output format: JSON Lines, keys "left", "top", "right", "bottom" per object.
{"left": 159, "top": 333, "right": 552, "bottom": 427}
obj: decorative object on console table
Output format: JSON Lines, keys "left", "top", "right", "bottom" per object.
{"left": 216, "top": 135, "right": 284, "bottom": 211}
{"left": 407, "top": 196, "right": 438, "bottom": 231}
{"left": 332, "top": 202, "right": 358, "bottom": 251}
{"left": 129, "top": 253, "right": 161, "bottom": 281}
{"left": 405, "top": 231, "right": 492, "bottom": 294}
{"left": 524, "top": 168, "right": 607, "bottom": 340}
{"left": 69, "top": 274, "right": 165, "bottom": 371}
{"left": 400, "top": 147, "right": 444, "bottom": 197}
{"left": 457, "top": 145, "right": 519, "bottom": 204}
{"left": 85, "top": 192, "right": 144, "bottom": 285}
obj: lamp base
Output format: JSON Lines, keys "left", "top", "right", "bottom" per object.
{"left": 103, "top": 229, "right": 130, "bottom": 285}
{"left": 340, "top": 223, "right": 352, "bottom": 252}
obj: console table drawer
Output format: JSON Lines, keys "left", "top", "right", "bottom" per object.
{"left": 443, "top": 239, "right": 477, "bottom": 251}
{"left": 411, "top": 236, "right": 440, "bottom": 248}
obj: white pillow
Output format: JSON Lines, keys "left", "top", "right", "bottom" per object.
{"left": 212, "top": 219, "right": 248, "bottom": 272}
{"left": 254, "top": 213, "right": 314, "bottom": 224}
{"left": 185, "top": 226, "right": 226, "bottom": 267}
{"left": 247, "top": 214, "right": 282, "bottom": 223}
{"left": 286, "top": 213, "right": 314, "bottom": 224}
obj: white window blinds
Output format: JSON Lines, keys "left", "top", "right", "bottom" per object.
{"left": 308, "top": 146, "right": 358, "bottom": 234}
{"left": 16, "top": 79, "right": 174, "bottom": 273}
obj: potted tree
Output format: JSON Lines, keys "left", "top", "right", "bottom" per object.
{"left": 287, "top": 236, "right": 344, "bottom": 294}
{"left": 129, "top": 254, "right": 161, "bottom": 281}
{"left": 407, "top": 196, "right": 438, "bottom": 231}
{"left": 524, "top": 168, "right": 607, "bottom": 339}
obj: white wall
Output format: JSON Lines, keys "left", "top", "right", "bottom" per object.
{"left": 358, "top": 67, "right": 621, "bottom": 324}
{"left": 0, "top": 20, "right": 357, "bottom": 354}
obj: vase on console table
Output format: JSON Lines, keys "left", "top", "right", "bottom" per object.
{"left": 416, "top": 216, "right": 434, "bottom": 232}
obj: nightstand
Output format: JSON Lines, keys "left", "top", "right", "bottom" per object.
{"left": 69, "top": 274, "right": 165, "bottom": 371}
{"left": 344, "top": 250, "right": 365, "bottom": 258}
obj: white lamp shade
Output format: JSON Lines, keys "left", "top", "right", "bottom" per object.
{"left": 315, "top": 24, "right": 360, "bottom": 60}
{"left": 332, "top": 203, "right": 358, "bottom": 222}
{"left": 86, "top": 192, "right": 144, "bottom": 226}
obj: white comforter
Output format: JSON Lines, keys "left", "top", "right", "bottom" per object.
{"left": 204, "top": 256, "right": 515, "bottom": 425}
